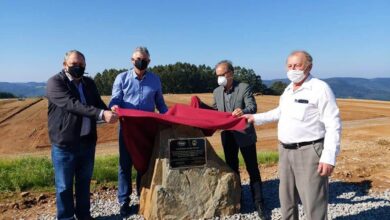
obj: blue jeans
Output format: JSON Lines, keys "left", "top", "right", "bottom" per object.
{"left": 118, "top": 128, "right": 141, "bottom": 205}
{"left": 51, "top": 139, "right": 96, "bottom": 220}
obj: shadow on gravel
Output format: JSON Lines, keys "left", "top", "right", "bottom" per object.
{"left": 334, "top": 206, "right": 390, "bottom": 220}
{"left": 329, "top": 180, "right": 373, "bottom": 204}
{"left": 95, "top": 214, "right": 121, "bottom": 220}
{"left": 241, "top": 179, "right": 389, "bottom": 219}
{"left": 92, "top": 179, "right": 389, "bottom": 219}
{"left": 330, "top": 180, "right": 390, "bottom": 219}
{"left": 240, "top": 179, "right": 280, "bottom": 217}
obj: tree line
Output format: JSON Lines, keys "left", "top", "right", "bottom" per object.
{"left": 94, "top": 62, "right": 287, "bottom": 96}
{"left": 0, "top": 92, "right": 17, "bottom": 99}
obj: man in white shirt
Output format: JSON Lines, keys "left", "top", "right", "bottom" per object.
{"left": 244, "top": 51, "right": 341, "bottom": 220}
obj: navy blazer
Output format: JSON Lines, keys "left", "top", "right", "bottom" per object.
{"left": 46, "top": 71, "right": 108, "bottom": 147}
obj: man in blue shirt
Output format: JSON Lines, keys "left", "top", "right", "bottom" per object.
{"left": 109, "top": 46, "right": 168, "bottom": 217}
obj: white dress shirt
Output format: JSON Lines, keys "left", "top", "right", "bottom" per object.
{"left": 253, "top": 75, "right": 342, "bottom": 165}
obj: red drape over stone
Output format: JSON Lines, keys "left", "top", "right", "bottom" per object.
{"left": 117, "top": 96, "right": 247, "bottom": 173}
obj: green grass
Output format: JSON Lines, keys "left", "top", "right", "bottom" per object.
{"left": 0, "top": 155, "right": 136, "bottom": 192}
{"left": 0, "top": 151, "right": 278, "bottom": 192}
{"left": 0, "top": 157, "right": 54, "bottom": 192}
{"left": 93, "top": 155, "right": 119, "bottom": 183}
{"left": 256, "top": 151, "right": 279, "bottom": 165}
{"left": 93, "top": 155, "right": 137, "bottom": 183}
{"left": 217, "top": 151, "right": 279, "bottom": 166}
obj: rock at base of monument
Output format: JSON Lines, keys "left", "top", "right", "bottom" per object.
{"left": 139, "top": 125, "right": 241, "bottom": 220}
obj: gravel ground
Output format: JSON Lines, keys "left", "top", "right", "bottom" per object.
{"left": 38, "top": 179, "right": 390, "bottom": 220}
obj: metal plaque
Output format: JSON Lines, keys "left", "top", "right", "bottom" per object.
{"left": 169, "top": 138, "right": 207, "bottom": 169}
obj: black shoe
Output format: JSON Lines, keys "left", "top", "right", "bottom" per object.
{"left": 76, "top": 216, "right": 95, "bottom": 220}
{"left": 129, "top": 204, "right": 139, "bottom": 215}
{"left": 255, "top": 201, "right": 266, "bottom": 220}
{"left": 120, "top": 203, "right": 139, "bottom": 217}
{"left": 251, "top": 181, "right": 266, "bottom": 219}
{"left": 120, "top": 202, "right": 131, "bottom": 218}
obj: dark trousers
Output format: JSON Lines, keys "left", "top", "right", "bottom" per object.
{"left": 51, "top": 139, "right": 96, "bottom": 220}
{"left": 118, "top": 128, "right": 142, "bottom": 205}
{"left": 221, "top": 131, "right": 261, "bottom": 185}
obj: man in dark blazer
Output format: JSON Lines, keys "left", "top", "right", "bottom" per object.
{"left": 46, "top": 50, "right": 118, "bottom": 220}
{"left": 212, "top": 60, "right": 265, "bottom": 219}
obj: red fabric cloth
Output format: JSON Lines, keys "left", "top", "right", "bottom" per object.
{"left": 117, "top": 96, "right": 247, "bottom": 173}
{"left": 189, "top": 96, "right": 215, "bottom": 110}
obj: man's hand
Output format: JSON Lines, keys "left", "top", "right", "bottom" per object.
{"left": 232, "top": 108, "right": 244, "bottom": 117}
{"left": 242, "top": 114, "right": 255, "bottom": 124}
{"left": 317, "top": 162, "right": 334, "bottom": 176}
{"left": 111, "top": 105, "right": 119, "bottom": 112}
{"left": 103, "top": 110, "right": 118, "bottom": 123}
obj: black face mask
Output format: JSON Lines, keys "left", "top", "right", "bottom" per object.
{"left": 67, "top": 66, "right": 85, "bottom": 78}
{"left": 134, "top": 59, "right": 148, "bottom": 71}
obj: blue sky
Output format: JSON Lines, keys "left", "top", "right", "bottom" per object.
{"left": 0, "top": 0, "right": 389, "bottom": 82}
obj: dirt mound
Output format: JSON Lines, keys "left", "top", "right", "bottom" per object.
{"left": 0, "top": 97, "right": 119, "bottom": 155}
{"left": 333, "top": 137, "right": 390, "bottom": 190}
{"left": 1, "top": 95, "right": 390, "bottom": 190}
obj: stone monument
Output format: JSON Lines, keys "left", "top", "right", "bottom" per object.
{"left": 139, "top": 124, "right": 241, "bottom": 219}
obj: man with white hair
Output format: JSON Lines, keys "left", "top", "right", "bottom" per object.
{"left": 109, "top": 46, "right": 168, "bottom": 217}
{"left": 244, "top": 51, "right": 342, "bottom": 220}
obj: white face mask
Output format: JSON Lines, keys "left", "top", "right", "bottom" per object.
{"left": 217, "top": 76, "right": 228, "bottom": 86}
{"left": 287, "top": 69, "right": 306, "bottom": 83}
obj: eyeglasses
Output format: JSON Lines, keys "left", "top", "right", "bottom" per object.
{"left": 216, "top": 70, "right": 231, "bottom": 77}
{"left": 67, "top": 62, "right": 85, "bottom": 67}
{"left": 132, "top": 58, "right": 150, "bottom": 62}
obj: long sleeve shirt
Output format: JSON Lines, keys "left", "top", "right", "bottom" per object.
{"left": 109, "top": 69, "right": 168, "bottom": 113}
{"left": 253, "top": 75, "right": 342, "bottom": 166}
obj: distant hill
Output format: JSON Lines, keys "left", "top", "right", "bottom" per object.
{"left": 0, "top": 82, "right": 46, "bottom": 98}
{"left": 263, "top": 77, "right": 390, "bottom": 101}
{"left": 324, "top": 78, "right": 390, "bottom": 101}
{"left": 1, "top": 77, "right": 390, "bottom": 100}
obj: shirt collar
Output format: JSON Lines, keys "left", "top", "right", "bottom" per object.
{"left": 130, "top": 69, "right": 148, "bottom": 80}
{"left": 224, "top": 80, "right": 237, "bottom": 93}
{"left": 65, "top": 70, "right": 74, "bottom": 81}
{"left": 286, "top": 74, "right": 313, "bottom": 92}
{"left": 64, "top": 70, "right": 82, "bottom": 86}
{"left": 301, "top": 74, "right": 313, "bottom": 90}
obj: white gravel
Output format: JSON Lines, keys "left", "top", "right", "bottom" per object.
{"left": 38, "top": 179, "right": 390, "bottom": 219}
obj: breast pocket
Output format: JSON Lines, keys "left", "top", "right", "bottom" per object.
{"left": 288, "top": 102, "right": 309, "bottom": 121}
{"left": 144, "top": 86, "right": 157, "bottom": 100}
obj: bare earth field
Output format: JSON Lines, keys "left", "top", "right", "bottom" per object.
{"left": 0, "top": 94, "right": 389, "bottom": 218}
{"left": 0, "top": 94, "right": 389, "bottom": 190}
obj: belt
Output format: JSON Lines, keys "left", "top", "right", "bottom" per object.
{"left": 281, "top": 138, "right": 324, "bottom": 149}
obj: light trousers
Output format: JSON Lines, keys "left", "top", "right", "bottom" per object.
{"left": 278, "top": 142, "right": 329, "bottom": 220}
